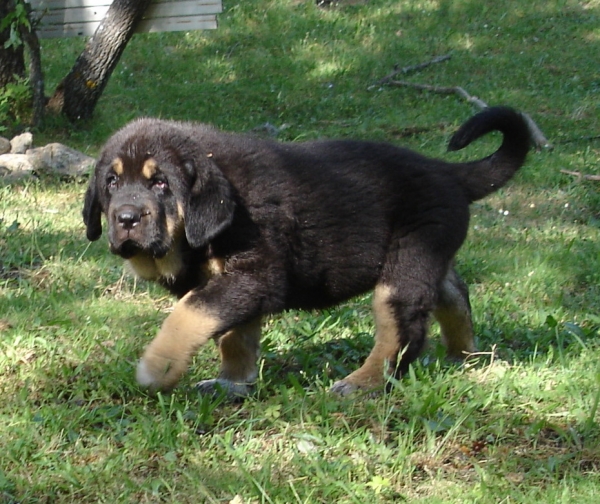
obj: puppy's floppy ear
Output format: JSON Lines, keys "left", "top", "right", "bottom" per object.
{"left": 82, "top": 172, "right": 103, "bottom": 241}
{"left": 184, "top": 158, "right": 236, "bottom": 248}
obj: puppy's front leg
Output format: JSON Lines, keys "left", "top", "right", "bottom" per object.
{"left": 136, "top": 272, "right": 269, "bottom": 393}
{"left": 136, "top": 290, "right": 224, "bottom": 393}
{"left": 196, "top": 317, "right": 262, "bottom": 399}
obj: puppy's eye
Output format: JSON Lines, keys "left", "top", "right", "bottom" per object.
{"left": 106, "top": 174, "right": 118, "bottom": 189}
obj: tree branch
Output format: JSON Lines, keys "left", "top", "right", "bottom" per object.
{"left": 560, "top": 170, "right": 600, "bottom": 181}
{"left": 370, "top": 54, "right": 452, "bottom": 89}
{"left": 386, "top": 79, "right": 552, "bottom": 150}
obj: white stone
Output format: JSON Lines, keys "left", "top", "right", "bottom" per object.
{"left": 10, "top": 132, "right": 33, "bottom": 154}
{"left": 0, "top": 153, "right": 35, "bottom": 179}
{"left": 26, "top": 143, "right": 95, "bottom": 177}
{"left": 0, "top": 137, "right": 10, "bottom": 155}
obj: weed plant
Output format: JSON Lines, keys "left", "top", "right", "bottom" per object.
{"left": 1, "top": 0, "right": 599, "bottom": 502}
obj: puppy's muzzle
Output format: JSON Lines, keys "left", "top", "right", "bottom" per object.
{"left": 109, "top": 203, "right": 152, "bottom": 258}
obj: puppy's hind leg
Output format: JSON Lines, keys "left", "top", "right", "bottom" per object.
{"left": 433, "top": 267, "right": 476, "bottom": 359}
{"left": 330, "top": 278, "right": 435, "bottom": 396}
{"left": 330, "top": 246, "right": 448, "bottom": 397}
{"left": 330, "top": 284, "right": 401, "bottom": 396}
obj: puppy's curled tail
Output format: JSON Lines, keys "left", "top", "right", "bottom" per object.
{"left": 449, "top": 106, "right": 531, "bottom": 202}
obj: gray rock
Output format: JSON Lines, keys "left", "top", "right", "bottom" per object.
{"left": 0, "top": 137, "right": 10, "bottom": 155}
{"left": 10, "top": 132, "right": 33, "bottom": 154}
{"left": 26, "top": 143, "right": 95, "bottom": 177}
{"left": 0, "top": 153, "right": 35, "bottom": 180}
{"left": 0, "top": 142, "right": 94, "bottom": 180}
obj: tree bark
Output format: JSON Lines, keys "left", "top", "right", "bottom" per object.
{"left": 47, "top": 0, "right": 152, "bottom": 121}
{"left": 19, "top": 9, "right": 44, "bottom": 127}
{"left": 0, "top": 0, "right": 26, "bottom": 89}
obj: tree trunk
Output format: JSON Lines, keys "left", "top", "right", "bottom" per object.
{"left": 47, "top": 0, "right": 152, "bottom": 122}
{"left": 0, "top": 0, "right": 26, "bottom": 89}
{"left": 20, "top": 22, "right": 44, "bottom": 126}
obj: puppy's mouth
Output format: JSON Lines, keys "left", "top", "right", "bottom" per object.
{"left": 110, "top": 238, "right": 143, "bottom": 259}
{"left": 109, "top": 236, "right": 170, "bottom": 260}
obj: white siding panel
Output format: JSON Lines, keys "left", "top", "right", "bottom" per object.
{"left": 27, "top": 0, "right": 222, "bottom": 38}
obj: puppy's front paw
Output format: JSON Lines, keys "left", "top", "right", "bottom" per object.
{"left": 195, "top": 378, "right": 253, "bottom": 401}
{"left": 136, "top": 358, "right": 175, "bottom": 393}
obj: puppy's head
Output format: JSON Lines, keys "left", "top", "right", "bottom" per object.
{"left": 83, "top": 119, "right": 236, "bottom": 260}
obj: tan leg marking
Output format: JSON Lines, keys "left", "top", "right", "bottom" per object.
{"left": 331, "top": 285, "right": 399, "bottom": 394}
{"left": 217, "top": 317, "right": 262, "bottom": 383}
{"left": 136, "top": 292, "right": 221, "bottom": 392}
{"left": 433, "top": 269, "right": 475, "bottom": 358}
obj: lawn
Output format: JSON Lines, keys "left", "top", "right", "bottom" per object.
{"left": 1, "top": 0, "right": 599, "bottom": 502}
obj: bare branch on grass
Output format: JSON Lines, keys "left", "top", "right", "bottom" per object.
{"left": 520, "top": 112, "right": 553, "bottom": 151}
{"left": 386, "top": 79, "right": 552, "bottom": 150}
{"left": 370, "top": 53, "right": 452, "bottom": 88}
{"left": 560, "top": 169, "right": 600, "bottom": 182}
{"left": 556, "top": 135, "right": 600, "bottom": 145}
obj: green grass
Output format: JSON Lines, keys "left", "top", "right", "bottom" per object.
{"left": 1, "top": 0, "right": 600, "bottom": 502}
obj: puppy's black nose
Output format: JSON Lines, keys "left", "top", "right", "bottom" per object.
{"left": 116, "top": 205, "right": 141, "bottom": 230}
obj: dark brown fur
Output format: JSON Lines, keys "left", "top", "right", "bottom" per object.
{"left": 83, "top": 107, "right": 530, "bottom": 397}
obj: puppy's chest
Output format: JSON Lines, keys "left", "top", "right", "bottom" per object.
{"left": 126, "top": 249, "right": 226, "bottom": 296}
{"left": 126, "top": 251, "right": 185, "bottom": 282}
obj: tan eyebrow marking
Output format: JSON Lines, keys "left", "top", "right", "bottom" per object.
{"left": 142, "top": 158, "right": 158, "bottom": 179}
{"left": 111, "top": 158, "right": 124, "bottom": 175}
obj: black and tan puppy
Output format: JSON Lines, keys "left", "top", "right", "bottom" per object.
{"left": 83, "top": 107, "right": 530, "bottom": 397}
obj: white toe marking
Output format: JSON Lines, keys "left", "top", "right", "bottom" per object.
{"left": 136, "top": 360, "right": 155, "bottom": 388}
